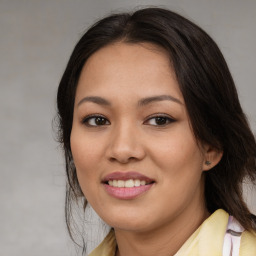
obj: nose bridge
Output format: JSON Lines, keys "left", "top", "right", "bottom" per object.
{"left": 107, "top": 119, "right": 144, "bottom": 163}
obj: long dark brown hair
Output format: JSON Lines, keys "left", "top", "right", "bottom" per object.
{"left": 56, "top": 7, "right": 256, "bottom": 249}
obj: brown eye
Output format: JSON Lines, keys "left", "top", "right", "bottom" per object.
{"left": 144, "top": 115, "right": 175, "bottom": 126}
{"left": 82, "top": 115, "right": 110, "bottom": 126}
{"left": 95, "top": 117, "right": 107, "bottom": 125}
{"left": 155, "top": 117, "right": 168, "bottom": 125}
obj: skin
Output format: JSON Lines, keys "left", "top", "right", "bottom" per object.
{"left": 70, "top": 42, "right": 222, "bottom": 256}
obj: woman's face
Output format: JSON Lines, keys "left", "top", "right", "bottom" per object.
{"left": 71, "top": 42, "right": 216, "bottom": 232}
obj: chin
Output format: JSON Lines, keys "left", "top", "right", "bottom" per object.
{"left": 111, "top": 219, "right": 154, "bottom": 233}
{"left": 98, "top": 208, "right": 158, "bottom": 233}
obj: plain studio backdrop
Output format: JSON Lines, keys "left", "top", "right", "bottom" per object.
{"left": 1, "top": 0, "right": 255, "bottom": 255}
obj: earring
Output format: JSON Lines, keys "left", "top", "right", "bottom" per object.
{"left": 205, "top": 160, "right": 211, "bottom": 166}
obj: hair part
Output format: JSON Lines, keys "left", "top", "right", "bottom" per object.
{"left": 56, "top": 7, "right": 256, "bottom": 247}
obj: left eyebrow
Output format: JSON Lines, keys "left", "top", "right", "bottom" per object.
{"left": 138, "top": 95, "right": 183, "bottom": 106}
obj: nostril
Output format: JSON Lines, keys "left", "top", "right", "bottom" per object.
{"left": 109, "top": 156, "right": 137, "bottom": 164}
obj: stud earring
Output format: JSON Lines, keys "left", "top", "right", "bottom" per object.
{"left": 205, "top": 160, "right": 211, "bottom": 166}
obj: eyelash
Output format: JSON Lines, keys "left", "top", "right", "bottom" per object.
{"left": 81, "top": 114, "right": 175, "bottom": 127}
{"left": 82, "top": 114, "right": 110, "bottom": 127}
{"left": 144, "top": 114, "right": 175, "bottom": 126}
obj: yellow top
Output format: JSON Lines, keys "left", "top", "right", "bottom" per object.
{"left": 89, "top": 209, "right": 256, "bottom": 256}
{"left": 89, "top": 229, "right": 116, "bottom": 256}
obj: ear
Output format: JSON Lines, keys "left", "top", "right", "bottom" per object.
{"left": 202, "top": 144, "right": 223, "bottom": 171}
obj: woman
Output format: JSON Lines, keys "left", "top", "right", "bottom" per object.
{"left": 56, "top": 7, "right": 256, "bottom": 255}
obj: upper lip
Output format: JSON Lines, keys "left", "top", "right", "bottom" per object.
{"left": 102, "top": 171, "right": 155, "bottom": 183}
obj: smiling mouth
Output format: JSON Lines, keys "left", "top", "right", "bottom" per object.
{"left": 106, "top": 179, "right": 154, "bottom": 188}
{"left": 102, "top": 172, "right": 155, "bottom": 199}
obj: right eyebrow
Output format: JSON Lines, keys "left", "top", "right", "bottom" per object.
{"left": 77, "top": 96, "right": 111, "bottom": 107}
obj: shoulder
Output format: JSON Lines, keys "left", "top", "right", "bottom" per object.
{"left": 88, "top": 229, "right": 116, "bottom": 256}
{"left": 239, "top": 230, "right": 256, "bottom": 255}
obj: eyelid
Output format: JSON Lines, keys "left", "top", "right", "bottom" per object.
{"left": 81, "top": 114, "right": 110, "bottom": 126}
{"left": 143, "top": 113, "right": 176, "bottom": 125}
{"left": 80, "top": 113, "right": 175, "bottom": 126}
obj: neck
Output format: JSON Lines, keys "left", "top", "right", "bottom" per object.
{"left": 115, "top": 204, "right": 209, "bottom": 256}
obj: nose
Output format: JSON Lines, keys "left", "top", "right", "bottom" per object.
{"left": 106, "top": 122, "right": 146, "bottom": 164}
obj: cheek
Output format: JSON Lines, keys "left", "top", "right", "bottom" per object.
{"left": 70, "top": 130, "right": 103, "bottom": 193}
{"left": 150, "top": 135, "right": 205, "bottom": 217}
{"left": 71, "top": 127, "right": 103, "bottom": 168}
{"left": 149, "top": 125, "right": 205, "bottom": 199}
{"left": 150, "top": 127, "right": 203, "bottom": 171}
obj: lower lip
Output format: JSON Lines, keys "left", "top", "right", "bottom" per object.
{"left": 103, "top": 183, "right": 154, "bottom": 200}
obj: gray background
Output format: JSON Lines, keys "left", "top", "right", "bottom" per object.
{"left": 1, "top": 0, "right": 255, "bottom": 255}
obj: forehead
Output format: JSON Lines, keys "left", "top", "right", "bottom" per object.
{"left": 82, "top": 41, "right": 173, "bottom": 76}
{"left": 76, "top": 42, "right": 183, "bottom": 103}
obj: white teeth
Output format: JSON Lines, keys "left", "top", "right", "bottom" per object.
{"left": 134, "top": 179, "right": 140, "bottom": 187}
{"left": 108, "top": 179, "right": 148, "bottom": 187}
{"left": 125, "top": 179, "right": 134, "bottom": 188}
{"left": 117, "top": 180, "right": 125, "bottom": 187}
{"left": 113, "top": 180, "right": 118, "bottom": 187}
{"left": 140, "top": 180, "right": 146, "bottom": 186}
